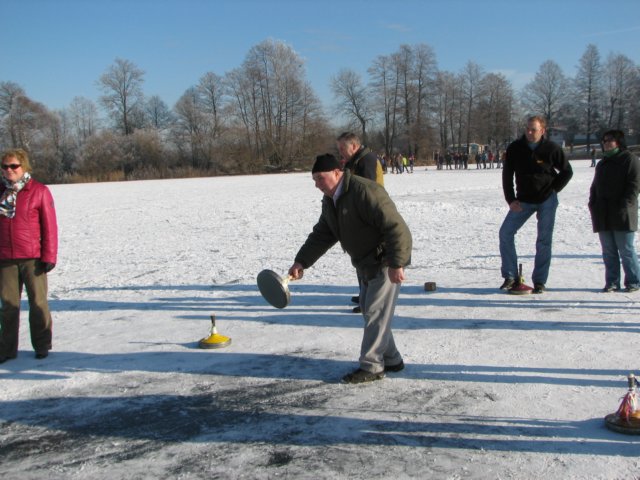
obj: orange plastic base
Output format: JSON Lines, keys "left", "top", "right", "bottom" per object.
{"left": 604, "top": 413, "right": 640, "bottom": 435}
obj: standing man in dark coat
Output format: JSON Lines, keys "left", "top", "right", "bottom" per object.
{"left": 499, "top": 115, "right": 573, "bottom": 293}
{"left": 337, "top": 132, "right": 384, "bottom": 313}
{"left": 288, "top": 154, "right": 412, "bottom": 384}
{"left": 589, "top": 130, "right": 640, "bottom": 292}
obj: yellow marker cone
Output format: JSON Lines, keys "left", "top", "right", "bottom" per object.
{"left": 198, "top": 314, "right": 232, "bottom": 349}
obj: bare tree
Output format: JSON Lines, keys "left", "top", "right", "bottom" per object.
{"left": 477, "top": 73, "right": 515, "bottom": 152}
{"left": 225, "top": 39, "right": 325, "bottom": 170}
{"left": 331, "top": 68, "right": 371, "bottom": 140}
{"left": 198, "top": 72, "right": 224, "bottom": 139}
{"left": 224, "top": 66, "right": 261, "bottom": 163}
{"left": 0, "top": 81, "right": 27, "bottom": 148}
{"left": 409, "top": 43, "right": 438, "bottom": 158}
{"left": 68, "top": 96, "right": 99, "bottom": 146}
{"left": 603, "top": 53, "right": 638, "bottom": 129}
{"left": 434, "top": 71, "right": 453, "bottom": 152}
{"left": 520, "top": 60, "right": 568, "bottom": 125}
{"left": 573, "top": 44, "right": 603, "bottom": 149}
{"left": 368, "top": 54, "right": 401, "bottom": 156}
{"left": 172, "top": 87, "right": 206, "bottom": 169}
{"left": 98, "top": 58, "right": 145, "bottom": 135}
{"left": 0, "top": 81, "right": 25, "bottom": 117}
{"left": 460, "top": 61, "right": 484, "bottom": 152}
{"left": 395, "top": 45, "right": 415, "bottom": 152}
{"left": 145, "top": 95, "right": 173, "bottom": 131}
{"left": 6, "top": 95, "right": 55, "bottom": 151}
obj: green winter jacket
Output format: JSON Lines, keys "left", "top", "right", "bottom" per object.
{"left": 294, "top": 170, "right": 412, "bottom": 280}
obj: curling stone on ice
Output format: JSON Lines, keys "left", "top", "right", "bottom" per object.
{"left": 604, "top": 372, "right": 640, "bottom": 435}
{"left": 510, "top": 263, "right": 533, "bottom": 295}
{"left": 424, "top": 281, "right": 437, "bottom": 292}
{"left": 198, "top": 314, "right": 232, "bottom": 349}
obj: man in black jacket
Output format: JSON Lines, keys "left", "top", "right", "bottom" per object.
{"left": 337, "top": 132, "right": 384, "bottom": 186}
{"left": 499, "top": 115, "right": 573, "bottom": 293}
{"left": 336, "top": 132, "right": 384, "bottom": 312}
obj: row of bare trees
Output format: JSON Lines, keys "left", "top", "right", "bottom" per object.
{"left": 332, "top": 43, "right": 639, "bottom": 160}
{"left": 1, "top": 40, "right": 638, "bottom": 184}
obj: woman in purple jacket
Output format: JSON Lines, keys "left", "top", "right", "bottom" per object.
{"left": 0, "top": 149, "right": 58, "bottom": 363}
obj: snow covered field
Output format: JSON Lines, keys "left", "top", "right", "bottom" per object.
{"left": 1, "top": 159, "right": 639, "bottom": 479}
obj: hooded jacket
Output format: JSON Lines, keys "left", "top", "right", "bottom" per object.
{"left": 502, "top": 135, "right": 573, "bottom": 204}
{"left": 589, "top": 148, "right": 640, "bottom": 232}
{"left": 294, "top": 169, "right": 411, "bottom": 280}
{"left": 0, "top": 178, "right": 58, "bottom": 264}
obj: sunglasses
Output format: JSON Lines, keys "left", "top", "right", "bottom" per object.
{"left": 1, "top": 164, "right": 22, "bottom": 170}
{"left": 602, "top": 138, "right": 616, "bottom": 143}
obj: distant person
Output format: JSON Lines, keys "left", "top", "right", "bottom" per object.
{"left": 394, "top": 153, "right": 401, "bottom": 174}
{"left": 336, "top": 132, "right": 384, "bottom": 313}
{"left": 588, "top": 130, "right": 640, "bottom": 292}
{"left": 380, "top": 153, "right": 388, "bottom": 174}
{"left": 288, "top": 154, "right": 412, "bottom": 383}
{"left": 591, "top": 147, "right": 597, "bottom": 167}
{"left": 0, "top": 149, "right": 58, "bottom": 364}
{"left": 499, "top": 115, "right": 573, "bottom": 293}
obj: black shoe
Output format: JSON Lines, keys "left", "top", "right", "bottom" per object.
{"left": 352, "top": 306, "right": 362, "bottom": 313}
{"left": 602, "top": 284, "right": 620, "bottom": 292}
{"left": 35, "top": 351, "right": 48, "bottom": 359}
{"left": 532, "top": 283, "right": 546, "bottom": 294}
{"left": 0, "top": 354, "right": 17, "bottom": 364}
{"left": 341, "top": 368, "right": 384, "bottom": 384}
{"left": 624, "top": 285, "right": 640, "bottom": 293}
{"left": 350, "top": 296, "right": 360, "bottom": 304}
{"left": 499, "top": 278, "right": 516, "bottom": 290}
{"left": 384, "top": 360, "right": 405, "bottom": 373}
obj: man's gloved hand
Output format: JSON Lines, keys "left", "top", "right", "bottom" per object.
{"left": 42, "top": 262, "right": 55, "bottom": 273}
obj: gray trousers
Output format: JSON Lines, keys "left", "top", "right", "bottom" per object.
{"left": 0, "top": 259, "right": 52, "bottom": 357}
{"left": 358, "top": 266, "right": 402, "bottom": 373}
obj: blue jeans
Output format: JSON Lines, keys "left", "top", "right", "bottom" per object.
{"left": 597, "top": 230, "right": 640, "bottom": 288}
{"left": 499, "top": 192, "right": 558, "bottom": 284}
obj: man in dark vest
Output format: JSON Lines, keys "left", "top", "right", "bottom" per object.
{"left": 336, "top": 132, "right": 385, "bottom": 312}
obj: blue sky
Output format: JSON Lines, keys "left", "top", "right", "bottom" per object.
{"left": 2, "top": 0, "right": 640, "bottom": 113}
